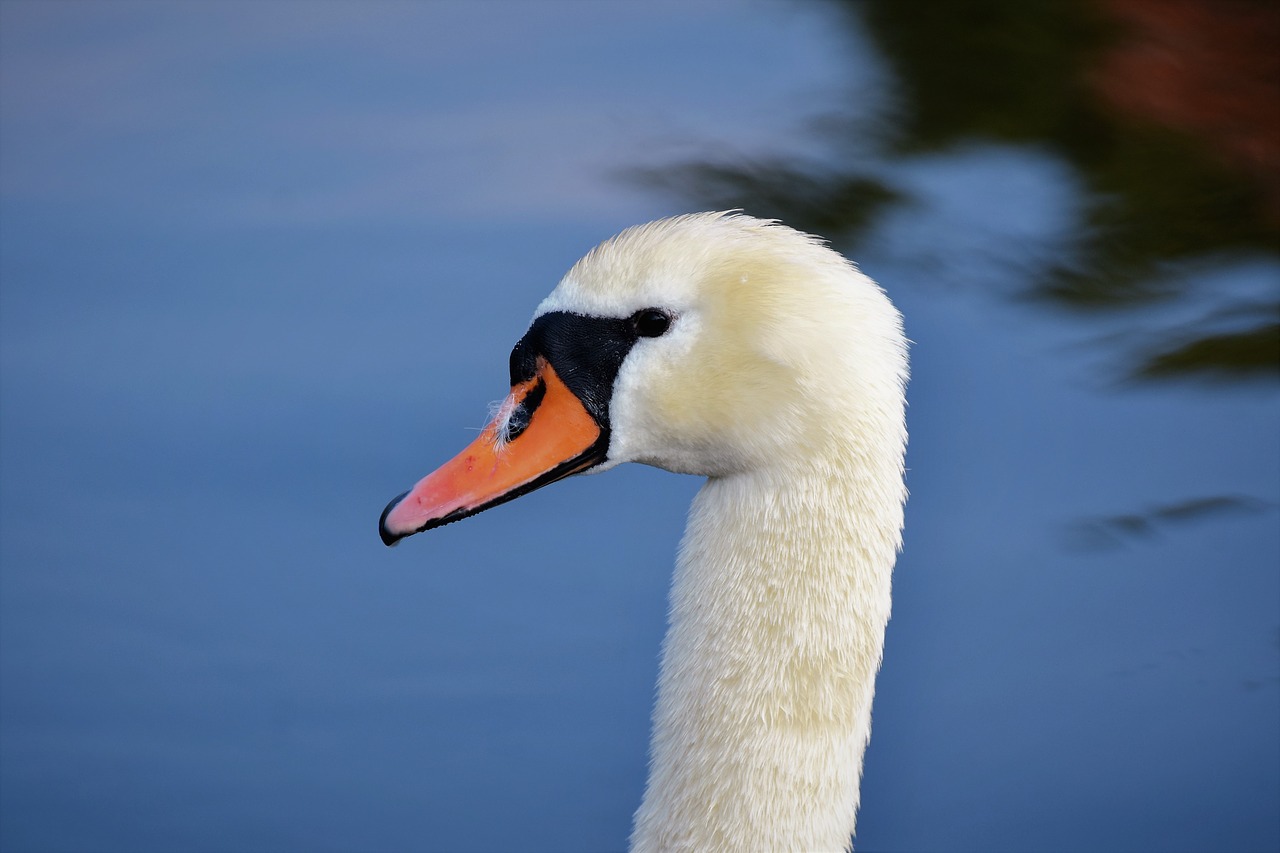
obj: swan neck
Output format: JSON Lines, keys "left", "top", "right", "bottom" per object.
{"left": 631, "top": 464, "right": 901, "bottom": 852}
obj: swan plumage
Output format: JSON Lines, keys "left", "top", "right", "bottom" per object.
{"left": 381, "top": 212, "right": 908, "bottom": 851}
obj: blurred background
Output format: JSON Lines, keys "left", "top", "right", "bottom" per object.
{"left": 1, "top": 1, "right": 1276, "bottom": 851}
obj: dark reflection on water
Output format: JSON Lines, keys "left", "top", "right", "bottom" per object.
{"left": 638, "top": 0, "right": 1280, "bottom": 384}
{"left": 1065, "top": 494, "right": 1273, "bottom": 552}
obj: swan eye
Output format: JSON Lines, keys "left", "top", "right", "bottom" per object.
{"left": 633, "top": 309, "right": 672, "bottom": 338}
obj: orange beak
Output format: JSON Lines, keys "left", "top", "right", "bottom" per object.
{"left": 379, "top": 359, "right": 605, "bottom": 545}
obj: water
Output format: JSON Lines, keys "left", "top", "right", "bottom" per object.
{"left": 2, "top": 2, "right": 1277, "bottom": 850}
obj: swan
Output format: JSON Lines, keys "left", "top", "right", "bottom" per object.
{"left": 379, "top": 212, "right": 908, "bottom": 852}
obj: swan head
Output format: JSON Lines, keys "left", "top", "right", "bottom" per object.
{"left": 380, "top": 212, "right": 907, "bottom": 545}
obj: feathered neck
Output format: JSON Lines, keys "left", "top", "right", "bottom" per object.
{"left": 630, "top": 450, "right": 903, "bottom": 852}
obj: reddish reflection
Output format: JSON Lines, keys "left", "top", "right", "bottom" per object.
{"left": 1092, "top": 0, "right": 1280, "bottom": 222}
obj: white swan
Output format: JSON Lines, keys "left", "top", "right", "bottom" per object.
{"left": 380, "top": 212, "right": 908, "bottom": 852}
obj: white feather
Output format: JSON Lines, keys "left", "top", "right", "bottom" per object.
{"left": 535, "top": 213, "right": 909, "bottom": 852}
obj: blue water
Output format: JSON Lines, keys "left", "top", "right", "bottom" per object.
{"left": 2, "top": 2, "right": 1277, "bottom": 851}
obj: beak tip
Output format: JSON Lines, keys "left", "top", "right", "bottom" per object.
{"left": 379, "top": 491, "right": 411, "bottom": 547}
